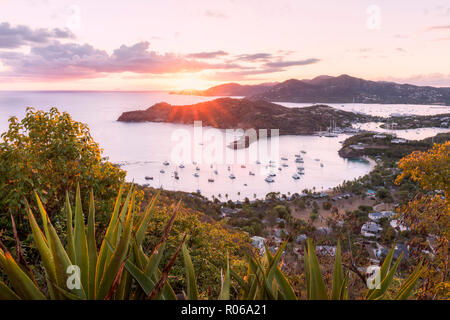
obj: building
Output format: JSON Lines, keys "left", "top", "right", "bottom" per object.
{"left": 368, "top": 210, "right": 396, "bottom": 221}
{"left": 316, "top": 246, "right": 336, "bottom": 256}
{"left": 390, "top": 219, "right": 409, "bottom": 232}
{"left": 251, "top": 236, "right": 266, "bottom": 253}
{"left": 361, "top": 221, "right": 383, "bottom": 238}
{"left": 296, "top": 234, "right": 307, "bottom": 243}
{"left": 391, "top": 138, "right": 407, "bottom": 144}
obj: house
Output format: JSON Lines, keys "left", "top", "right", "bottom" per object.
{"left": 220, "top": 207, "right": 241, "bottom": 217}
{"left": 376, "top": 243, "right": 409, "bottom": 260}
{"left": 368, "top": 210, "right": 396, "bottom": 221}
{"left": 296, "top": 234, "right": 307, "bottom": 243}
{"left": 368, "top": 212, "right": 384, "bottom": 221}
{"left": 316, "top": 246, "right": 336, "bottom": 256}
{"left": 274, "top": 228, "right": 288, "bottom": 238}
{"left": 251, "top": 236, "right": 266, "bottom": 253}
{"left": 391, "top": 138, "right": 407, "bottom": 144}
{"left": 361, "top": 221, "right": 383, "bottom": 238}
{"left": 366, "top": 189, "right": 376, "bottom": 196}
{"left": 390, "top": 219, "right": 409, "bottom": 232}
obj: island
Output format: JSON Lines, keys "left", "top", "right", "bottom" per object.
{"left": 117, "top": 97, "right": 374, "bottom": 137}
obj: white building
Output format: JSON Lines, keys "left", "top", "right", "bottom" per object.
{"left": 361, "top": 221, "right": 383, "bottom": 238}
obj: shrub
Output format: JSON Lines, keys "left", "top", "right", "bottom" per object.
{"left": 0, "top": 108, "right": 125, "bottom": 238}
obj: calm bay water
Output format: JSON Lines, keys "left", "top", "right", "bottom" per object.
{"left": 0, "top": 91, "right": 448, "bottom": 200}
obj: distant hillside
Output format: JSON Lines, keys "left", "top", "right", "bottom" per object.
{"left": 170, "top": 82, "right": 276, "bottom": 97}
{"left": 250, "top": 74, "right": 450, "bottom": 105}
{"left": 171, "top": 75, "right": 450, "bottom": 105}
{"left": 117, "top": 98, "right": 373, "bottom": 136}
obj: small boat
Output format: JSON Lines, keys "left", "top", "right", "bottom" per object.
{"left": 193, "top": 172, "right": 199, "bottom": 177}
{"left": 163, "top": 161, "right": 170, "bottom": 166}
{"left": 295, "top": 158, "right": 304, "bottom": 163}
{"left": 196, "top": 189, "right": 201, "bottom": 194}
{"left": 297, "top": 166, "right": 305, "bottom": 171}
{"left": 295, "top": 154, "right": 301, "bottom": 158}
{"left": 301, "top": 150, "right": 307, "bottom": 154}
{"left": 241, "top": 165, "right": 246, "bottom": 168}
{"left": 256, "top": 160, "right": 261, "bottom": 164}
{"left": 282, "top": 163, "right": 288, "bottom": 167}
{"left": 208, "top": 178, "right": 214, "bottom": 183}
{"left": 143, "top": 183, "right": 150, "bottom": 187}
{"left": 244, "top": 183, "right": 248, "bottom": 186}
{"left": 320, "top": 163, "right": 324, "bottom": 167}
{"left": 269, "top": 172, "right": 276, "bottom": 177}
{"left": 145, "top": 176, "right": 153, "bottom": 180}
{"left": 174, "top": 175, "right": 179, "bottom": 180}
{"left": 314, "top": 159, "right": 320, "bottom": 161}
{"left": 281, "top": 157, "right": 288, "bottom": 161}
{"left": 179, "top": 164, "right": 185, "bottom": 168}
{"left": 160, "top": 169, "right": 165, "bottom": 174}
{"left": 227, "top": 166, "right": 231, "bottom": 171}
{"left": 192, "top": 161, "right": 197, "bottom": 165}
{"left": 278, "top": 167, "right": 282, "bottom": 171}
{"left": 195, "top": 166, "right": 200, "bottom": 171}
{"left": 214, "top": 170, "right": 218, "bottom": 175}
{"left": 324, "top": 132, "right": 338, "bottom": 137}
{"left": 292, "top": 174, "right": 300, "bottom": 180}
{"left": 249, "top": 171, "right": 255, "bottom": 176}
{"left": 229, "top": 174, "right": 236, "bottom": 179}
{"left": 265, "top": 176, "right": 275, "bottom": 183}
{"left": 298, "top": 170, "right": 305, "bottom": 175}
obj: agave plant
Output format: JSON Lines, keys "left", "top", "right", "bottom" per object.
{"left": 0, "top": 183, "right": 185, "bottom": 300}
{"left": 0, "top": 183, "right": 425, "bottom": 300}
{"left": 303, "top": 238, "right": 425, "bottom": 300}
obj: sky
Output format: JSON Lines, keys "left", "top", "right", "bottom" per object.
{"left": 0, "top": 0, "right": 449, "bottom": 90}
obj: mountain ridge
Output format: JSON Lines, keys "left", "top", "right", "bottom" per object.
{"left": 170, "top": 74, "right": 450, "bottom": 105}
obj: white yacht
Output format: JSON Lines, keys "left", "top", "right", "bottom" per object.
{"left": 265, "top": 176, "right": 275, "bottom": 183}
{"left": 145, "top": 176, "right": 153, "bottom": 180}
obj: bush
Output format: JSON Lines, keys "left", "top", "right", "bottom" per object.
{"left": 322, "top": 201, "right": 332, "bottom": 210}
{"left": 0, "top": 108, "right": 125, "bottom": 238}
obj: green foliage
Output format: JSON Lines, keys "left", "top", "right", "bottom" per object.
{"left": 0, "top": 189, "right": 424, "bottom": 300}
{"left": 376, "top": 187, "right": 393, "bottom": 202}
{"left": 0, "top": 107, "right": 125, "bottom": 238}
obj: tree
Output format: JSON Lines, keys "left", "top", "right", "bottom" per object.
{"left": 395, "top": 141, "right": 449, "bottom": 299}
{"left": 0, "top": 108, "right": 125, "bottom": 238}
